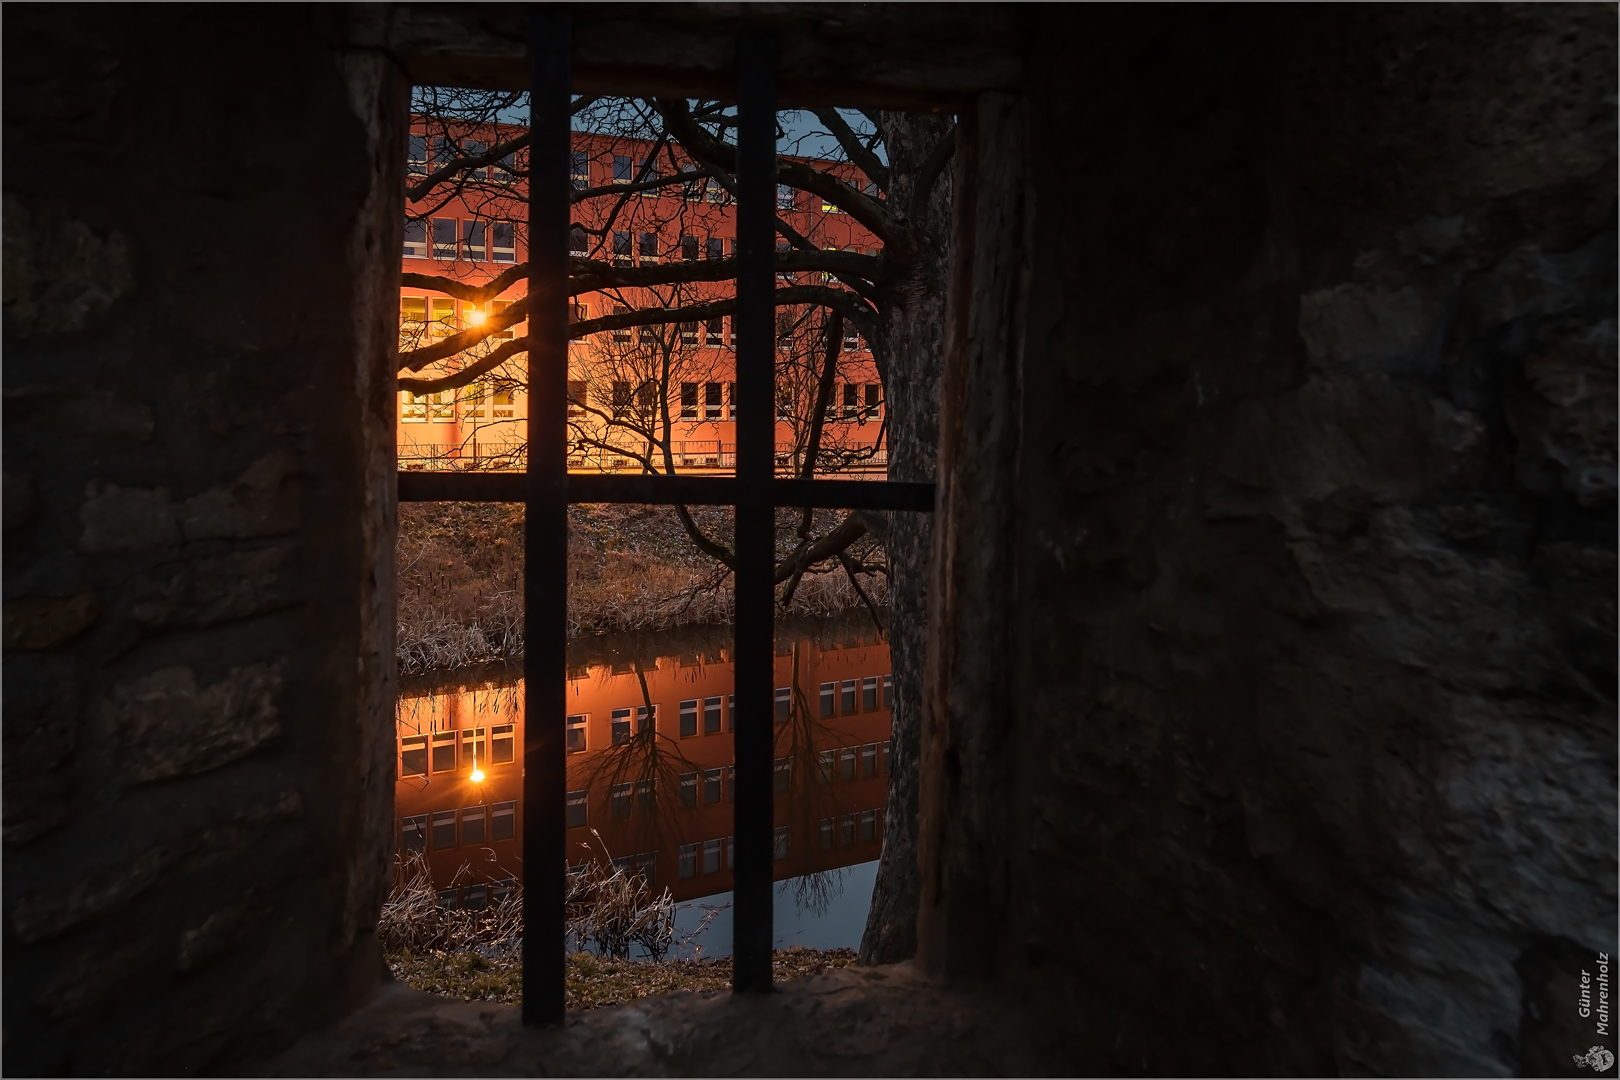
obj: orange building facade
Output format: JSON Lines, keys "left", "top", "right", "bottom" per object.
{"left": 395, "top": 630, "right": 893, "bottom": 907}
{"left": 398, "top": 122, "right": 886, "bottom": 475}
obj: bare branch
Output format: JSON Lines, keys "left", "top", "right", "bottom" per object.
{"left": 811, "top": 109, "right": 889, "bottom": 192}
{"left": 398, "top": 338, "right": 528, "bottom": 394}
{"left": 909, "top": 126, "right": 957, "bottom": 223}
{"left": 401, "top": 263, "right": 529, "bottom": 306}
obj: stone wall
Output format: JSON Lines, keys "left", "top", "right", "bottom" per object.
{"left": 3, "top": 8, "right": 404, "bottom": 1072}
{"left": 921, "top": 6, "right": 1616, "bottom": 1075}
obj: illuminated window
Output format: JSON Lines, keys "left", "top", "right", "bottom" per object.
{"left": 461, "top": 805, "right": 486, "bottom": 845}
{"left": 491, "top": 723, "right": 515, "bottom": 764}
{"left": 462, "top": 220, "right": 487, "bottom": 261}
{"left": 491, "top": 221, "right": 516, "bottom": 263}
{"left": 400, "top": 735, "right": 427, "bottom": 776}
{"left": 566, "top": 789, "right": 587, "bottom": 828}
{"left": 432, "top": 218, "right": 457, "bottom": 259}
{"left": 403, "top": 218, "right": 427, "bottom": 258}
{"left": 492, "top": 386, "right": 516, "bottom": 418}
{"left": 459, "top": 727, "right": 486, "bottom": 770}
{"left": 431, "top": 810, "right": 457, "bottom": 850}
{"left": 430, "top": 297, "right": 457, "bottom": 338}
{"left": 400, "top": 392, "right": 427, "bottom": 422}
{"left": 492, "top": 800, "right": 515, "bottom": 840}
{"left": 462, "top": 381, "right": 488, "bottom": 421}
{"left": 490, "top": 299, "right": 515, "bottom": 341}
{"left": 402, "top": 814, "right": 427, "bottom": 852}
{"left": 431, "top": 731, "right": 457, "bottom": 772}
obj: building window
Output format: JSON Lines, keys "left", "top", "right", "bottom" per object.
{"left": 490, "top": 299, "right": 516, "bottom": 341}
{"left": 679, "top": 771, "right": 697, "bottom": 807}
{"left": 462, "top": 381, "right": 488, "bottom": 421}
{"left": 612, "top": 154, "right": 632, "bottom": 183}
{"left": 841, "top": 679, "right": 857, "bottom": 713}
{"left": 680, "top": 322, "right": 698, "bottom": 346}
{"left": 774, "top": 756, "right": 792, "bottom": 792}
{"left": 400, "top": 391, "right": 427, "bottom": 422}
{"left": 432, "top": 135, "right": 456, "bottom": 171}
{"left": 705, "top": 236, "right": 724, "bottom": 261}
{"left": 775, "top": 686, "right": 791, "bottom": 722}
{"left": 566, "top": 714, "right": 586, "bottom": 753}
{"left": 612, "top": 231, "right": 632, "bottom": 267}
{"left": 403, "top": 218, "right": 427, "bottom": 258}
{"left": 727, "top": 381, "right": 737, "bottom": 419}
{"left": 679, "top": 383, "right": 698, "bottom": 420}
{"left": 491, "top": 221, "right": 516, "bottom": 263}
{"left": 777, "top": 183, "right": 796, "bottom": 210}
{"left": 726, "top": 834, "right": 736, "bottom": 868}
{"left": 862, "top": 677, "right": 879, "bottom": 711}
{"left": 776, "top": 387, "right": 795, "bottom": 423}
{"left": 462, "top": 220, "right": 487, "bottom": 262}
{"left": 862, "top": 742, "right": 878, "bottom": 777}
{"left": 706, "top": 177, "right": 728, "bottom": 204}
{"left": 431, "top": 218, "right": 457, "bottom": 260}
{"left": 567, "top": 379, "right": 588, "bottom": 418}
{"left": 843, "top": 322, "right": 859, "bottom": 350}
{"left": 883, "top": 675, "right": 893, "bottom": 706}
{"left": 570, "top": 150, "right": 590, "bottom": 191}
{"left": 702, "top": 768, "right": 721, "bottom": 804}
{"left": 819, "top": 681, "right": 836, "bottom": 717}
{"left": 728, "top": 694, "right": 735, "bottom": 731}
{"left": 432, "top": 810, "right": 457, "bottom": 850}
{"left": 679, "top": 699, "right": 698, "bottom": 737}
{"left": 819, "top": 749, "right": 836, "bottom": 783}
{"left": 400, "top": 735, "right": 427, "bottom": 776}
{"left": 492, "top": 800, "right": 515, "bottom": 840}
{"left": 820, "top": 818, "right": 834, "bottom": 850}
{"left": 703, "top": 696, "right": 722, "bottom": 734}
{"left": 706, "top": 318, "right": 725, "bottom": 347}
{"left": 840, "top": 814, "right": 857, "bottom": 846}
{"left": 462, "top": 139, "right": 487, "bottom": 180}
{"left": 428, "top": 297, "right": 456, "bottom": 339}
{"left": 842, "top": 383, "right": 860, "bottom": 421}
{"left": 460, "top": 727, "right": 486, "bottom": 770}
{"left": 724, "top": 765, "right": 735, "bottom": 802}
{"left": 678, "top": 843, "right": 698, "bottom": 879}
{"left": 464, "top": 884, "right": 488, "bottom": 911}
{"left": 569, "top": 225, "right": 589, "bottom": 257}
{"left": 866, "top": 384, "right": 882, "bottom": 417}
{"left": 638, "top": 232, "right": 659, "bottom": 263}
{"left": 882, "top": 739, "right": 892, "bottom": 774}
{"left": 840, "top": 746, "right": 857, "bottom": 781}
{"left": 402, "top": 814, "right": 427, "bottom": 852}
{"left": 610, "top": 783, "right": 632, "bottom": 819}
{"left": 610, "top": 708, "right": 631, "bottom": 745}
{"left": 407, "top": 134, "right": 428, "bottom": 176}
{"left": 683, "top": 175, "right": 705, "bottom": 202}
{"left": 431, "top": 731, "right": 457, "bottom": 772}
{"left": 861, "top": 809, "right": 877, "bottom": 843}
{"left": 566, "top": 789, "right": 588, "bottom": 829}
{"left": 635, "top": 778, "right": 656, "bottom": 815}
{"left": 773, "top": 826, "right": 790, "bottom": 860}
{"left": 704, "top": 382, "right": 723, "bottom": 420}
{"left": 702, "top": 838, "right": 722, "bottom": 874}
{"left": 491, "top": 386, "right": 516, "bottom": 418}
{"left": 680, "top": 234, "right": 699, "bottom": 261}
{"left": 494, "top": 151, "right": 515, "bottom": 184}
{"left": 492, "top": 723, "right": 515, "bottom": 764}
{"left": 462, "top": 805, "right": 486, "bottom": 845}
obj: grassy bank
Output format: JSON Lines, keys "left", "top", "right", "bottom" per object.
{"left": 397, "top": 502, "right": 886, "bottom": 675}
{"left": 387, "top": 947, "right": 859, "bottom": 1009}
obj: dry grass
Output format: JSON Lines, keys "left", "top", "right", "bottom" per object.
{"left": 397, "top": 502, "right": 887, "bottom": 676}
{"left": 380, "top": 851, "right": 856, "bottom": 1010}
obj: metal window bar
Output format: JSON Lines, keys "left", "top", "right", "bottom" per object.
{"left": 394, "top": 12, "right": 936, "bottom": 1024}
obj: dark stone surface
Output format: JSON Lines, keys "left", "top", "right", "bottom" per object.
{"left": 920, "top": 5, "right": 1617, "bottom": 1075}
{"left": 2, "top": 6, "right": 404, "bottom": 1073}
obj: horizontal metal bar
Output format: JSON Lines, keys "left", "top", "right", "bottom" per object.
{"left": 398, "top": 471, "right": 935, "bottom": 510}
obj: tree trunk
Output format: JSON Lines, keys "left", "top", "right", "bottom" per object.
{"left": 859, "top": 110, "right": 952, "bottom": 964}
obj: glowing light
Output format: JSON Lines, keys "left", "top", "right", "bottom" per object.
{"left": 467, "top": 309, "right": 487, "bottom": 326}
{"left": 470, "top": 767, "right": 485, "bottom": 783}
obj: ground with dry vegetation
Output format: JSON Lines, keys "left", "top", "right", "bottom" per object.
{"left": 397, "top": 502, "right": 886, "bottom": 675}
{"left": 387, "top": 947, "right": 859, "bottom": 1009}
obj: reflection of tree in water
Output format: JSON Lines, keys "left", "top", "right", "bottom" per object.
{"left": 782, "top": 866, "right": 848, "bottom": 918}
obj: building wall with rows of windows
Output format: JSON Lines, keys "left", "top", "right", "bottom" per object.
{"left": 400, "top": 123, "right": 888, "bottom": 476}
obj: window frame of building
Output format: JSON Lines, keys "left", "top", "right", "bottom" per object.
{"left": 432, "top": 809, "right": 458, "bottom": 850}
{"left": 403, "top": 217, "right": 428, "bottom": 258}
{"left": 566, "top": 789, "right": 588, "bottom": 829}
{"left": 431, "top": 730, "right": 457, "bottom": 773}
{"left": 679, "top": 699, "right": 698, "bottom": 737}
{"left": 491, "top": 220, "right": 517, "bottom": 263}
{"left": 431, "top": 217, "right": 458, "bottom": 260}
{"left": 400, "top": 734, "right": 428, "bottom": 776}
{"left": 461, "top": 805, "right": 487, "bottom": 845}
{"left": 492, "top": 723, "right": 516, "bottom": 764}
{"left": 702, "top": 767, "right": 721, "bottom": 804}
{"left": 492, "top": 800, "right": 515, "bottom": 840}
{"left": 565, "top": 713, "right": 587, "bottom": 754}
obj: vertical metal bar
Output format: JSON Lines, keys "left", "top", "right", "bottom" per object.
{"left": 524, "top": 4, "right": 570, "bottom": 1026}
{"left": 731, "top": 31, "right": 778, "bottom": 994}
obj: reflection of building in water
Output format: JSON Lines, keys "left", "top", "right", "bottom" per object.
{"left": 394, "top": 633, "right": 892, "bottom": 908}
